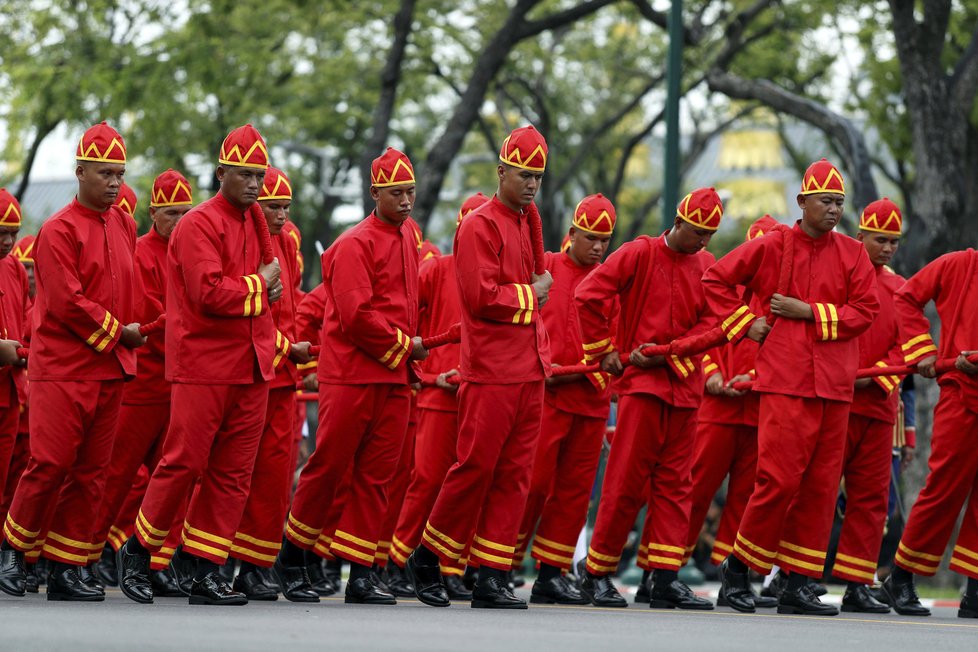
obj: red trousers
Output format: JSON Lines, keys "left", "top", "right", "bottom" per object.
{"left": 135, "top": 382, "right": 268, "bottom": 564}
{"left": 93, "top": 402, "right": 170, "bottom": 551}
{"left": 1, "top": 429, "right": 29, "bottom": 519}
{"left": 107, "top": 466, "right": 149, "bottom": 551}
{"left": 831, "top": 413, "right": 893, "bottom": 583}
{"left": 374, "top": 414, "right": 416, "bottom": 567}
{"left": 232, "top": 387, "right": 296, "bottom": 567}
{"left": 0, "top": 401, "right": 21, "bottom": 517}
{"left": 586, "top": 394, "right": 696, "bottom": 575}
{"left": 897, "top": 384, "right": 978, "bottom": 578}
{"left": 3, "top": 380, "right": 123, "bottom": 564}
{"left": 422, "top": 381, "right": 543, "bottom": 572}
{"left": 732, "top": 394, "right": 849, "bottom": 577}
{"left": 518, "top": 403, "right": 605, "bottom": 572}
{"left": 391, "top": 407, "right": 459, "bottom": 570}
{"left": 286, "top": 383, "right": 410, "bottom": 566}
{"left": 685, "top": 422, "right": 759, "bottom": 566}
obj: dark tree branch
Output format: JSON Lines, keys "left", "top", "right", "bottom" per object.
{"left": 608, "top": 107, "right": 665, "bottom": 205}
{"left": 433, "top": 63, "right": 497, "bottom": 153}
{"left": 519, "top": 0, "right": 620, "bottom": 39}
{"left": 950, "top": 24, "right": 978, "bottom": 119}
{"left": 13, "top": 119, "right": 61, "bottom": 202}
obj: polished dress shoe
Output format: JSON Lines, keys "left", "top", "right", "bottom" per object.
{"left": 530, "top": 575, "right": 588, "bottom": 605}
{"left": 810, "top": 579, "right": 828, "bottom": 597}
{"left": 0, "top": 548, "right": 27, "bottom": 597}
{"left": 169, "top": 549, "right": 195, "bottom": 596}
{"left": 880, "top": 575, "right": 930, "bottom": 616}
{"left": 634, "top": 580, "right": 650, "bottom": 603}
{"left": 261, "top": 566, "right": 281, "bottom": 592}
{"left": 777, "top": 584, "right": 839, "bottom": 616}
{"left": 345, "top": 576, "right": 397, "bottom": 604}
{"left": 959, "top": 591, "right": 978, "bottom": 618}
{"left": 385, "top": 563, "right": 416, "bottom": 598}
{"left": 718, "top": 559, "right": 755, "bottom": 613}
{"left": 580, "top": 571, "right": 627, "bottom": 608}
{"left": 96, "top": 544, "right": 119, "bottom": 587}
{"left": 233, "top": 569, "right": 279, "bottom": 601}
{"left": 47, "top": 564, "right": 105, "bottom": 602}
{"left": 24, "top": 563, "right": 39, "bottom": 593}
{"left": 650, "top": 579, "right": 714, "bottom": 610}
{"left": 405, "top": 550, "right": 449, "bottom": 607}
{"left": 118, "top": 542, "right": 153, "bottom": 604}
{"left": 444, "top": 573, "right": 473, "bottom": 600}
{"left": 151, "top": 568, "right": 185, "bottom": 597}
{"left": 841, "top": 584, "right": 890, "bottom": 613}
{"left": 462, "top": 566, "right": 479, "bottom": 591}
{"left": 78, "top": 564, "right": 106, "bottom": 594}
{"left": 718, "top": 584, "right": 777, "bottom": 609}
{"left": 370, "top": 564, "right": 391, "bottom": 593}
{"left": 472, "top": 574, "right": 527, "bottom": 609}
{"left": 189, "top": 571, "right": 248, "bottom": 605}
{"left": 273, "top": 558, "right": 320, "bottom": 603}
{"left": 307, "top": 560, "right": 339, "bottom": 597}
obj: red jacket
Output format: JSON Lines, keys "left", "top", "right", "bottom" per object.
{"left": 698, "top": 295, "right": 761, "bottom": 427}
{"left": 416, "top": 254, "right": 461, "bottom": 413}
{"left": 542, "top": 251, "right": 610, "bottom": 420}
{"left": 576, "top": 234, "right": 715, "bottom": 408}
{"left": 123, "top": 227, "right": 169, "bottom": 404}
{"left": 850, "top": 265, "right": 905, "bottom": 425}
{"left": 295, "top": 282, "right": 326, "bottom": 378}
{"left": 317, "top": 212, "right": 419, "bottom": 385}
{"left": 270, "top": 232, "right": 302, "bottom": 389}
{"left": 165, "top": 193, "right": 276, "bottom": 384}
{"left": 702, "top": 222, "right": 879, "bottom": 403}
{"left": 30, "top": 199, "right": 137, "bottom": 381}
{"left": 895, "top": 249, "right": 978, "bottom": 411}
{"left": 454, "top": 196, "right": 550, "bottom": 384}
{"left": 0, "top": 255, "right": 30, "bottom": 407}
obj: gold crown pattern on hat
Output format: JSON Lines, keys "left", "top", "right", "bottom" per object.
{"left": 259, "top": 167, "right": 293, "bottom": 201}
{"left": 572, "top": 193, "right": 616, "bottom": 235}
{"left": 801, "top": 158, "right": 846, "bottom": 195}
{"left": 76, "top": 121, "right": 127, "bottom": 164}
{"left": 499, "top": 125, "right": 548, "bottom": 172}
{"left": 0, "top": 188, "right": 23, "bottom": 228}
{"left": 747, "top": 214, "right": 778, "bottom": 242}
{"left": 677, "top": 187, "right": 723, "bottom": 231}
{"left": 859, "top": 197, "right": 902, "bottom": 235}
{"left": 456, "top": 191, "right": 489, "bottom": 226}
{"left": 219, "top": 124, "right": 269, "bottom": 169}
{"left": 151, "top": 169, "right": 193, "bottom": 207}
{"left": 13, "top": 235, "right": 34, "bottom": 262}
{"left": 114, "top": 183, "right": 138, "bottom": 218}
{"left": 371, "top": 148, "right": 416, "bottom": 188}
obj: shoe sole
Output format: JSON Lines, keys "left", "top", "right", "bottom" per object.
{"left": 282, "top": 592, "right": 321, "bottom": 603}
{"left": 46, "top": 593, "right": 105, "bottom": 602}
{"left": 529, "top": 594, "right": 589, "bottom": 605}
{"left": 405, "top": 559, "right": 450, "bottom": 607}
{"left": 0, "top": 584, "right": 26, "bottom": 597}
{"left": 344, "top": 596, "right": 397, "bottom": 605}
{"left": 958, "top": 609, "right": 978, "bottom": 619}
{"left": 841, "top": 605, "right": 890, "bottom": 614}
{"left": 188, "top": 596, "right": 248, "bottom": 605}
{"left": 471, "top": 599, "right": 528, "bottom": 609}
{"left": 776, "top": 605, "right": 838, "bottom": 616}
{"left": 119, "top": 583, "right": 154, "bottom": 604}
{"left": 649, "top": 599, "right": 715, "bottom": 610}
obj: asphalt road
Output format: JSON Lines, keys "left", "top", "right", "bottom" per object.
{"left": 2, "top": 589, "right": 975, "bottom": 652}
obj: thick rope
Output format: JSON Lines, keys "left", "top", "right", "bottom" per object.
{"left": 526, "top": 201, "right": 546, "bottom": 276}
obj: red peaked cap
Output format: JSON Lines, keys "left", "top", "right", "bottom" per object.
{"left": 151, "top": 169, "right": 193, "bottom": 207}
{"left": 219, "top": 124, "right": 269, "bottom": 169}
{"left": 114, "top": 183, "right": 138, "bottom": 218}
{"left": 747, "top": 214, "right": 779, "bottom": 242}
{"left": 499, "top": 125, "right": 548, "bottom": 172}
{"left": 456, "top": 191, "right": 489, "bottom": 226}
{"left": 677, "top": 187, "right": 723, "bottom": 231}
{"left": 259, "top": 167, "right": 292, "bottom": 201}
{"left": 13, "top": 235, "right": 35, "bottom": 263}
{"left": 76, "top": 121, "right": 126, "bottom": 164}
{"left": 0, "top": 188, "right": 22, "bottom": 227}
{"left": 573, "top": 193, "right": 616, "bottom": 235}
{"left": 801, "top": 158, "right": 845, "bottom": 195}
{"left": 371, "top": 147, "right": 415, "bottom": 187}
{"left": 859, "top": 197, "right": 902, "bottom": 235}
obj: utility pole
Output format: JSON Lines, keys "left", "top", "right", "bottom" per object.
{"left": 662, "top": 0, "right": 683, "bottom": 230}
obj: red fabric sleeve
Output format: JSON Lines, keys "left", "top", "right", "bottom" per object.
{"left": 894, "top": 260, "right": 942, "bottom": 365}
{"left": 702, "top": 242, "right": 768, "bottom": 343}
{"left": 810, "top": 250, "right": 879, "bottom": 342}
{"left": 574, "top": 241, "right": 638, "bottom": 360}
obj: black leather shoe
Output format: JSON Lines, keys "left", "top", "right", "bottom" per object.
{"left": 95, "top": 544, "right": 119, "bottom": 587}
{"left": 719, "top": 583, "right": 777, "bottom": 609}
{"left": 810, "top": 579, "right": 828, "bottom": 597}
{"left": 307, "top": 560, "right": 339, "bottom": 596}
{"left": 151, "top": 568, "right": 185, "bottom": 597}
{"left": 444, "top": 573, "right": 473, "bottom": 600}
{"left": 273, "top": 557, "right": 320, "bottom": 603}
{"left": 189, "top": 571, "right": 248, "bottom": 605}
{"left": 370, "top": 564, "right": 391, "bottom": 593}
{"left": 650, "top": 579, "right": 714, "bottom": 610}
{"left": 462, "top": 566, "right": 479, "bottom": 591}
{"left": 634, "top": 580, "right": 650, "bottom": 603}
{"left": 170, "top": 549, "right": 195, "bottom": 596}
{"left": 405, "top": 550, "right": 449, "bottom": 607}
{"left": 47, "top": 563, "right": 104, "bottom": 601}
{"left": 580, "top": 571, "right": 627, "bottom": 608}
{"left": 79, "top": 564, "right": 106, "bottom": 594}
{"left": 530, "top": 575, "right": 589, "bottom": 605}
{"left": 0, "top": 548, "right": 26, "bottom": 597}
{"left": 345, "top": 576, "right": 396, "bottom": 604}
{"left": 385, "top": 563, "right": 416, "bottom": 598}
{"left": 472, "top": 574, "right": 527, "bottom": 609}
{"left": 777, "top": 584, "right": 839, "bottom": 616}
{"left": 718, "top": 559, "right": 755, "bottom": 613}
{"left": 959, "top": 591, "right": 978, "bottom": 619}
{"left": 24, "top": 563, "right": 39, "bottom": 593}
{"left": 118, "top": 542, "right": 153, "bottom": 604}
{"left": 233, "top": 569, "right": 279, "bottom": 601}
{"left": 261, "top": 566, "right": 281, "bottom": 592}
{"left": 842, "top": 584, "right": 890, "bottom": 613}
{"left": 880, "top": 575, "right": 931, "bottom": 616}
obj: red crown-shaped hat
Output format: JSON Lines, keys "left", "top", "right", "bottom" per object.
{"left": 13, "top": 235, "right": 35, "bottom": 263}
{"left": 150, "top": 169, "right": 193, "bottom": 207}
{"left": 456, "top": 191, "right": 489, "bottom": 226}
{"left": 859, "top": 197, "right": 902, "bottom": 235}
{"left": 677, "top": 187, "right": 723, "bottom": 231}
{"left": 114, "top": 183, "right": 138, "bottom": 218}
{"left": 560, "top": 234, "right": 571, "bottom": 253}
{"left": 573, "top": 193, "right": 616, "bottom": 235}
{"left": 371, "top": 147, "right": 415, "bottom": 188}
{"left": 0, "top": 188, "right": 22, "bottom": 228}
{"left": 259, "top": 167, "right": 292, "bottom": 201}
{"left": 499, "top": 125, "right": 548, "bottom": 172}
{"left": 76, "top": 121, "right": 127, "bottom": 164}
{"left": 219, "top": 124, "right": 269, "bottom": 169}
{"left": 747, "top": 214, "right": 779, "bottom": 242}
{"left": 801, "top": 158, "right": 845, "bottom": 196}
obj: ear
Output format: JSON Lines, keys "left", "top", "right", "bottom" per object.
{"left": 370, "top": 185, "right": 381, "bottom": 201}
{"left": 216, "top": 165, "right": 226, "bottom": 182}
{"left": 855, "top": 230, "right": 865, "bottom": 242}
{"left": 75, "top": 164, "right": 85, "bottom": 182}
{"left": 497, "top": 164, "right": 506, "bottom": 180}
{"left": 796, "top": 194, "right": 806, "bottom": 209}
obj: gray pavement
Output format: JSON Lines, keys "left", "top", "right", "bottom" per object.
{"left": 1, "top": 589, "right": 975, "bottom": 652}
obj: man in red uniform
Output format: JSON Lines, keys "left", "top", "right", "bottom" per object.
{"left": 575, "top": 188, "right": 720, "bottom": 611}
{"left": 407, "top": 126, "right": 552, "bottom": 610}
{"left": 881, "top": 252, "right": 978, "bottom": 619}
{"left": 90, "top": 169, "right": 194, "bottom": 595}
{"left": 0, "top": 122, "right": 144, "bottom": 601}
{"left": 275, "top": 147, "right": 425, "bottom": 605}
{"left": 516, "top": 193, "right": 615, "bottom": 605}
{"left": 826, "top": 198, "right": 906, "bottom": 613}
{"left": 705, "top": 159, "right": 879, "bottom": 616}
{"left": 231, "top": 166, "right": 310, "bottom": 600}
{"left": 118, "top": 124, "right": 282, "bottom": 606}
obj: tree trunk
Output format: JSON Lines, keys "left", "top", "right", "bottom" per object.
{"left": 13, "top": 119, "right": 61, "bottom": 202}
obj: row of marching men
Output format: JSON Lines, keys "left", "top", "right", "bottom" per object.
{"left": 0, "top": 120, "right": 975, "bottom": 619}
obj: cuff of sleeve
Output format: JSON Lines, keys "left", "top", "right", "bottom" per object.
{"left": 871, "top": 361, "right": 899, "bottom": 394}
{"left": 582, "top": 338, "right": 615, "bottom": 362}
{"left": 378, "top": 328, "right": 412, "bottom": 370}
{"left": 721, "top": 305, "right": 756, "bottom": 342}
{"left": 702, "top": 354, "right": 719, "bottom": 376}
{"left": 244, "top": 274, "right": 268, "bottom": 317}
{"left": 667, "top": 355, "right": 697, "bottom": 379}
{"left": 905, "top": 427, "right": 916, "bottom": 449}
{"left": 513, "top": 284, "right": 537, "bottom": 325}
{"left": 86, "top": 312, "right": 122, "bottom": 353}
{"left": 813, "top": 302, "right": 839, "bottom": 341}
{"left": 273, "top": 330, "right": 293, "bottom": 368}
{"left": 902, "top": 333, "right": 938, "bottom": 365}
